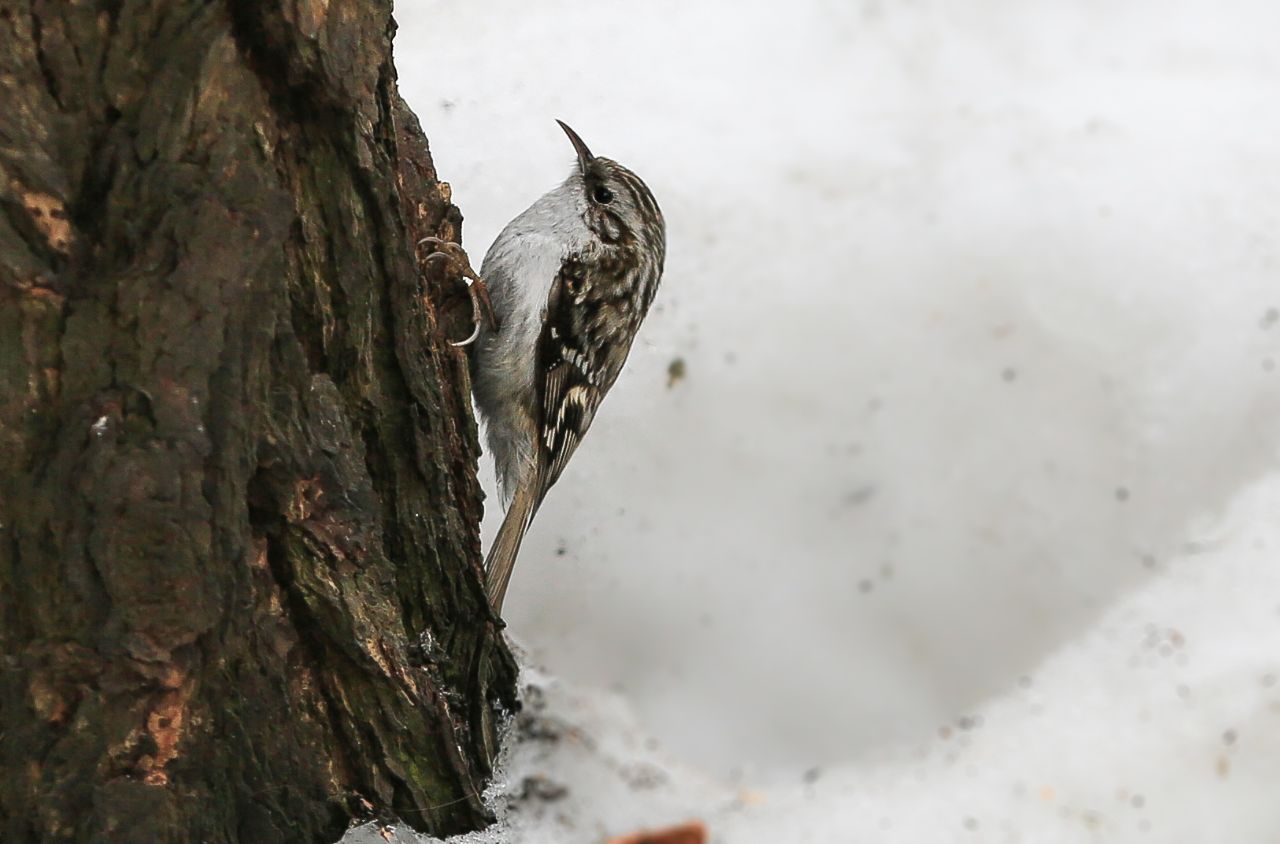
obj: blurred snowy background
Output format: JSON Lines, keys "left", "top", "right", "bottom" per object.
{"left": 380, "top": 0, "right": 1280, "bottom": 841}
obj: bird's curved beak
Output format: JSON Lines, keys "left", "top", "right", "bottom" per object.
{"left": 556, "top": 119, "right": 595, "bottom": 174}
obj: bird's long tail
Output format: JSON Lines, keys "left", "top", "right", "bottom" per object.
{"left": 484, "top": 482, "right": 539, "bottom": 614}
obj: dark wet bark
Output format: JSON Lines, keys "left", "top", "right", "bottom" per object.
{"left": 0, "top": 2, "right": 516, "bottom": 841}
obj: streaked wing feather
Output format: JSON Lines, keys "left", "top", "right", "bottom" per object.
{"left": 535, "top": 262, "right": 605, "bottom": 498}
{"left": 534, "top": 249, "right": 654, "bottom": 505}
{"left": 542, "top": 371, "right": 598, "bottom": 488}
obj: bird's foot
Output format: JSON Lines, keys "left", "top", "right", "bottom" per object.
{"left": 417, "top": 237, "right": 499, "bottom": 346}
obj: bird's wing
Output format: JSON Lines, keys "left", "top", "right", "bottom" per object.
{"left": 533, "top": 259, "right": 626, "bottom": 500}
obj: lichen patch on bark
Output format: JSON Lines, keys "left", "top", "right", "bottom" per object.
{"left": 17, "top": 189, "right": 72, "bottom": 254}
{"left": 137, "top": 674, "right": 197, "bottom": 787}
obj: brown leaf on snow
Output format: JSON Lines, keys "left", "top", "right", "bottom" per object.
{"left": 605, "top": 820, "right": 707, "bottom": 844}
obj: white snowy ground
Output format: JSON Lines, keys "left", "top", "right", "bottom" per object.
{"left": 361, "top": 1, "right": 1280, "bottom": 841}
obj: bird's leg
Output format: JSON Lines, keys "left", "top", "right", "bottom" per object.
{"left": 417, "top": 237, "right": 499, "bottom": 346}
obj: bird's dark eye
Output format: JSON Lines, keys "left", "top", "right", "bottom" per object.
{"left": 592, "top": 185, "right": 614, "bottom": 204}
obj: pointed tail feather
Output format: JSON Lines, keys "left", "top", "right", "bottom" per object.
{"left": 484, "top": 483, "right": 538, "bottom": 614}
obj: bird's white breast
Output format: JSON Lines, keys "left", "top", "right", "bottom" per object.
{"left": 471, "top": 177, "right": 591, "bottom": 497}
{"left": 477, "top": 179, "right": 590, "bottom": 397}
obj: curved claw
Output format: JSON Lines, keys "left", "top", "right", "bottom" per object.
{"left": 450, "top": 276, "right": 484, "bottom": 348}
{"left": 416, "top": 236, "right": 496, "bottom": 347}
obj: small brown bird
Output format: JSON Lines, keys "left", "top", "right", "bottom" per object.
{"left": 466, "top": 121, "right": 666, "bottom": 614}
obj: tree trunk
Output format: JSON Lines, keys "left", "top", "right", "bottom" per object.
{"left": 0, "top": 3, "right": 516, "bottom": 842}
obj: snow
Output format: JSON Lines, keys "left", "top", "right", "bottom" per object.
{"left": 368, "top": 0, "right": 1280, "bottom": 841}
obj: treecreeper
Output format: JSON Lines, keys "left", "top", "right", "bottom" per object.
{"left": 423, "top": 121, "right": 667, "bottom": 615}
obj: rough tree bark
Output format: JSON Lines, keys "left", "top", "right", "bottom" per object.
{"left": 0, "top": 2, "right": 517, "bottom": 842}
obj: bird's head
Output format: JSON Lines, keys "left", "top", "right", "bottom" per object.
{"left": 557, "top": 119, "right": 665, "bottom": 251}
